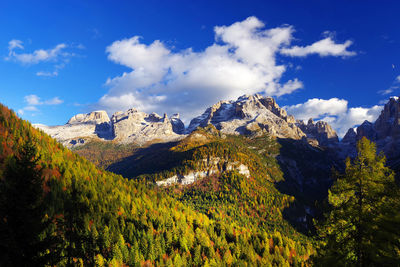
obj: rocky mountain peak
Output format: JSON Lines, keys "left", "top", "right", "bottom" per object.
{"left": 170, "top": 113, "right": 185, "bottom": 134}
{"left": 339, "top": 96, "right": 400, "bottom": 161}
{"left": 36, "top": 94, "right": 339, "bottom": 148}
{"left": 374, "top": 96, "right": 400, "bottom": 139}
{"left": 342, "top": 128, "right": 357, "bottom": 144}
{"left": 37, "top": 107, "right": 185, "bottom": 147}
{"left": 297, "top": 119, "right": 339, "bottom": 146}
{"left": 67, "top": 110, "right": 110, "bottom": 125}
{"left": 187, "top": 94, "right": 337, "bottom": 146}
{"left": 110, "top": 109, "right": 183, "bottom": 144}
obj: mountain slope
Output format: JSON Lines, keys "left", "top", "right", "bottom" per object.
{"left": 36, "top": 94, "right": 339, "bottom": 151}
{"left": 35, "top": 108, "right": 185, "bottom": 147}
{"left": 73, "top": 124, "right": 339, "bottom": 235}
{"left": 341, "top": 96, "right": 400, "bottom": 175}
{"left": 0, "top": 103, "right": 314, "bottom": 265}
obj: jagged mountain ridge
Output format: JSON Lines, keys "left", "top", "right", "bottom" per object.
{"left": 35, "top": 94, "right": 339, "bottom": 148}
{"left": 35, "top": 108, "right": 185, "bottom": 147}
{"left": 188, "top": 94, "right": 338, "bottom": 146}
{"left": 342, "top": 96, "right": 400, "bottom": 164}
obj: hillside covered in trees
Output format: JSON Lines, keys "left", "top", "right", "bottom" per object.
{"left": 0, "top": 105, "right": 315, "bottom": 265}
{"left": 1, "top": 103, "right": 399, "bottom": 266}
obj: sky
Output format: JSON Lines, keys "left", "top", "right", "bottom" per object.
{"left": 1, "top": 0, "right": 399, "bottom": 136}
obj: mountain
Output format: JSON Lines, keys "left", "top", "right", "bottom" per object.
{"left": 35, "top": 108, "right": 185, "bottom": 147}
{"left": 32, "top": 94, "right": 344, "bottom": 231}
{"left": 187, "top": 94, "right": 338, "bottom": 148}
{"left": 341, "top": 96, "right": 400, "bottom": 170}
{"left": 36, "top": 94, "right": 339, "bottom": 150}
{"left": 5, "top": 94, "right": 398, "bottom": 265}
{"left": 0, "top": 103, "right": 315, "bottom": 265}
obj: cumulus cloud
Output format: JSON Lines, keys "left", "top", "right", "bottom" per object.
{"left": 97, "top": 16, "right": 355, "bottom": 122}
{"left": 18, "top": 94, "right": 63, "bottom": 116}
{"left": 280, "top": 37, "right": 356, "bottom": 57}
{"left": 285, "top": 98, "right": 348, "bottom": 120}
{"left": 285, "top": 98, "right": 383, "bottom": 137}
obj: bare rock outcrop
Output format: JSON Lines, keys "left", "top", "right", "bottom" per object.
{"left": 67, "top": 110, "right": 110, "bottom": 125}
{"left": 340, "top": 97, "right": 400, "bottom": 161}
{"left": 297, "top": 119, "right": 339, "bottom": 146}
{"left": 187, "top": 94, "right": 306, "bottom": 140}
{"left": 342, "top": 128, "right": 357, "bottom": 145}
{"left": 111, "top": 109, "right": 182, "bottom": 144}
{"left": 35, "top": 94, "right": 338, "bottom": 148}
{"left": 156, "top": 157, "right": 250, "bottom": 186}
{"left": 170, "top": 114, "right": 185, "bottom": 134}
{"left": 35, "top": 110, "right": 113, "bottom": 147}
{"left": 187, "top": 94, "right": 337, "bottom": 146}
{"left": 35, "top": 108, "right": 186, "bottom": 147}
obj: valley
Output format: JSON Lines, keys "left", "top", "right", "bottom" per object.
{"left": 1, "top": 93, "right": 400, "bottom": 265}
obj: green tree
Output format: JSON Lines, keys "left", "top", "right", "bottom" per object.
{"left": 62, "top": 177, "right": 93, "bottom": 266}
{"left": 0, "top": 140, "right": 61, "bottom": 266}
{"left": 315, "top": 137, "right": 400, "bottom": 266}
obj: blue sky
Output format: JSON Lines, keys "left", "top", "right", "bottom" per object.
{"left": 1, "top": 0, "right": 399, "bottom": 136}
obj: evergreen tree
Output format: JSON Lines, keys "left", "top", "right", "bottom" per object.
{"left": 0, "top": 140, "right": 61, "bottom": 266}
{"left": 62, "top": 177, "right": 93, "bottom": 266}
{"left": 315, "top": 137, "right": 400, "bottom": 266}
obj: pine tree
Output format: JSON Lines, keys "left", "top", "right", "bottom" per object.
{"left": 0, "top": 140, "right": 61, "bottom": 266}
{"left": 315, "top": 137, "right": 400, "bottom": 266}
{"left": 62, "top": 177, "right": 93, "bottom": 266}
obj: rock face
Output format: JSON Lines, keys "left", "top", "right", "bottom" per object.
{"left": 34, "top": 111, "right": 113, "bottom": 147}
{"left": 170, "top": 114, "right": 185, "bottom": 134}
{"left": 156, "top": 157, "right": 250, "bottom": 186}
{"left": 35, "top": 94, "right": 338, "bottom": 148}
{"left": 111, "top": 109, "right": 182, "bottom": 144}
{"left": 297, "top": 119, "right": 339, "bottom": 146}
{"left": 35, "top": 109, "right": 185, "bottom": 147}
{"left": 187, "top": 94, "right": 337, "bottom": 146}
{"left": 67, "top": 110, "right": 110, "bottom": 125}
{"left": 341, "top": 128, "right": 356, "bottom": 144}
{"left": 341, "top": 97, "right": 400, "bottom": 160}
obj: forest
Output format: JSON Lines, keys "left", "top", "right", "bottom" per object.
{"left": 0, "top": 103, "right": 399, "bottom": 266}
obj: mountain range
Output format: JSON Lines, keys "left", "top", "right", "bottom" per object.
{"left": 35, "top": 94, "right": 339, "bottom": 148}
{"left": 35, "top": 94, "right": 400, "bottom": 166}
{"left": 2, "top": 93, "right": 400, "bottom": 265}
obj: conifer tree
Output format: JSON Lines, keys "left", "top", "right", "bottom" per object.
{"left": 315, "top": 137, "right": 400, "bottom": 266}
{"left": 0, "top": 140, "right": 61, "bottom": 266}
{"left": 62, "top": 177, "right": 93, "bottom": 266}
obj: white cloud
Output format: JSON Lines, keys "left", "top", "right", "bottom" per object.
{"left": 378, "top": 86, "right": 398, "bottom": 95}
{"left": 378, "top": 76, "right": 400, "bottom": 95}
{"left": 8, "top": 39, "right": 24, "bottom": 52}
{"left": 19, "top": 94, "right": 63, "bottom": 117}
{"left": 5, "top": 40, "right": 79, "bottom": 76}
{"left": 6, "top": 41, "right": 67, "bottom": 64}
{"left": 98, "top": 16, "right": 356, "bottom": 122}
{"left": 280, "top": 37, "right": 356, "bottom": 57}
{"left": 36, "top": 71, "right": 59, "bottom": 77}
{"left": 25, "top": 94, "right": 41, "bottom": 105}
{"left": 24, "top": 94, "right": 63, "bottom": 106}
{"left": 285, "top": 98, "right": 348, "bottom": 120}
{"left": 285, "top": 98, "right": 383, "bottom": 137}
{"left": 44, "top": 96, "right": 63, "bottom": 105}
